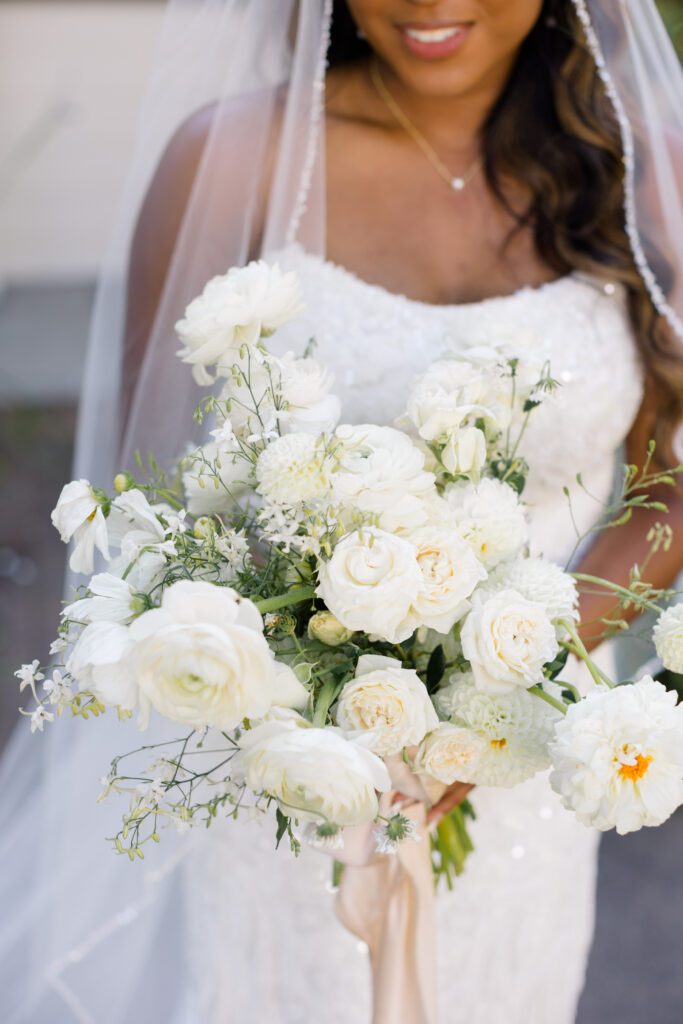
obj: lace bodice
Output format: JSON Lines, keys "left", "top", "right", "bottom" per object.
{"left": 181, "top": 248, "right": 644, "bottom": 1024}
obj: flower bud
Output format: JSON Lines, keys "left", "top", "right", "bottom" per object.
{"left": 193, "top": 516, "right": 214, "bottom": 540}
{"left": 307, "top": 611, "right": 354, "bottom": 647}
{"left": 114, "top": 472, "right": 135, "bottom": 494}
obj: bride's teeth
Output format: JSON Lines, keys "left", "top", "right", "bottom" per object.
{"left": 404, "top": 27, "right": 461, "bottom": 44}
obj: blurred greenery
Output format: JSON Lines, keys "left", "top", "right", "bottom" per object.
{"left": 658, "top": 0, "right": 683, "bottom": 57}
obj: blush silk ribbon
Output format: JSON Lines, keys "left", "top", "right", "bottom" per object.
{"left": 334, "top": 759, "right": 445, "bottom": 1024}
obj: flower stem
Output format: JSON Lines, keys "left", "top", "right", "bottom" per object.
{"left": 255, "top": 587, "right": 316, "bottom": 615}
{"left": 557, "top": 618, "right": 615, "bottom": 689}
{"left": 312, "top": 676, "right": 340, "bottom": 727}
{"left": 527, "top": 684, "right": 568, "bottom": 715}
{"left": 571, "top": 573, "right": 663, "bottom": 614}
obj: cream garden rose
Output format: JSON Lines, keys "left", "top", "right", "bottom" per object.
{"left": 405, "top": 524, "right": 487, "bottom": 634}
{"left": 335, "top": 654, "right": 438, "bottom": 756}
{"left": 129, "top": 580, "right": 297, "bottom": 730}
{"left": 461, "top": 588, "right": 558, "bottom": 694}
{"left": 414, "top": 723, "right": 487, "bottom": 785}
{"left": 235, "top": 715, "right": 391, "bottom": 826}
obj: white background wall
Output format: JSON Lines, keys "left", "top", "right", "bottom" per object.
{"left": 0, "top": 1, "right": 164, "bottom": 280}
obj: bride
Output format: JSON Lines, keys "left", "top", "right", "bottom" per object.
{"left": 3, "top": 1, "right": 683, "bottom": 1022}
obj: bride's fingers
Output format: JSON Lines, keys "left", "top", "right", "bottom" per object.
{"left": 427, "top": 783, "right": 475, "bottom": 826}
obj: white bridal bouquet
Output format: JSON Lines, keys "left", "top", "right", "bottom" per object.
{"left": 17, "top": 260, "right": 683, "bottom": 885}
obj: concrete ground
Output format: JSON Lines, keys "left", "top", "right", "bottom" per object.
{"left": 1, "top": 283, "right": 681, "bottom": 1023}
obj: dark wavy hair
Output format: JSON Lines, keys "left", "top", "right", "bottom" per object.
{"left": 329, "top": 0, "right": 683, "bottom": 461}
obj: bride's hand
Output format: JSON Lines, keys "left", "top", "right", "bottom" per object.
{"left": 426, "top": 782, "right": 475, "bottom": 826}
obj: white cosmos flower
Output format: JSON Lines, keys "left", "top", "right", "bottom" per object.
{"left": 461, "top": 588, "right": 558, "bottom": 694}
{"left": 335, "top": 654, "right": 438, "bottom": 756}
{"left": 332, "top": 424, "right": 436, "bottom": 532}
{"left": 550, "top": 677, "right": 683, "bottom": 834}
{"left": 234, "top": 715, "right": 391, "bottom": 827}
{"left": 433, "top": 671, "right": 561, "bottom": 786}
{"left": 404, "top": 524, "right": 487, "bottom": 634}
{"left": 653, "top": 604, "right": 683, "bottom": 674}
{"left": 50, "top": 479, "right": 110, "bottom": 575}
{"left": 414, "top": 724, "right": 487, "bottom": 785}
{"left": 443, "top": 478, "right": 528, "bottom": 569}
{"left": 106, "top": 489, "right": 172, "bottom": 590}
{"left": 67, "top": 621, "right": 138, "bottom": 710}
{"left": 256, "top": 433, "right": 332, "bottom": 505}
{"left": 62, "top": 573, "right": 139, "bottom": 625}
{"left": 129, "top": 580, "right": 283, "bottom": 731}
{"left": 182, "top": 440, "right": 248, "bottom": 515}
{"left": 488, "top": 556, "right": 579, "bottom": 633}
{"left": 175, "top": 261, "right": 303, "bottom": 385}
{"left": 316, "top": 528, "right": 422, "bottom": 644}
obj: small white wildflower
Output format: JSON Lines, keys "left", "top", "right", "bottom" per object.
{"left": 49, "top": 637, "right": 68, "bottom": 655}
{"left": 29, "top": 706, "right": 55, "bottom": 733}
{"left": 42, "top": 669, "right": 73, "bottom": 707}
{"left": 14, "top": 660, "right": 44, "bottom": 694}
{"left": 374, "top": 814, "right": 421, "bottom": 855}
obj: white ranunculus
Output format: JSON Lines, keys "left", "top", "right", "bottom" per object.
{"left": 62, "top": 573, "right": 139, "bottom": 625}
{"left": 461, "top": 588, "right": 558, "bottom": 694}
{"left": 489, "top": 556, "right": 579, "bottom": 631}
{"left": 332, "top": 424, "right": 436, "bottom": 532}
{"left": 405, "top": 524, "right": 487, "bottom": 634}
{"left": 67, "top": 621, "right": 138, "bottom": 710}
{"left": 444, "top": 478, "right": 528, "bottom": 569}
{"left": 335, "top": 654, "right": 438, "bottom": 756}
{"left": 272, "top": 662, "right": 309, "bottom": 712}
{"left": 653, "top": 604, "right": 683, "bottom": 674}
{"left": 441, "top": 426, "right": 487, "bottom": 479}
{"left": 414, "top": 723, "right": 487, "bottom": 785}
{"left": 235, "top": 715, "right": 391, "bottom": 826}
{"left": 316, "top": 528, "right": 422, "bottom": 644}
{"left": 129, "top": 580, "right": 279, "bottom": 730}
{"left": 182, "top": 440, "right": 248, "bottom": 515}
{"left": 434, "top": 670, "right": 561, "bottom": 786}
{"left": 51, "top": 480, "right": 110, "bottom": 575}
{"left": 176, "top": 261, "right": 303, "bottom": 385}
{"left": 405, "top": 358, "right": 508, "bottom": 443}
{"left": 550, "top": 677, "right": 683, "bottom": 834}
{"left": 256, "top": 433, "right": 332, "bottom": 506}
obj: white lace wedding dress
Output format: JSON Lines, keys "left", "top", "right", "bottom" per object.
{"left": 180, "top": 244, "right": 644, "bottom": 1024}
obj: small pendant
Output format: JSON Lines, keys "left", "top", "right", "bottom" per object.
{"left": 451, "top": 176, "right": 466, "bottom": 191}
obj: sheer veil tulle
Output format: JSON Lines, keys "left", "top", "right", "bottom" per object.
{"left": 1, "top": 2, "right": 681, "bottom": 1020}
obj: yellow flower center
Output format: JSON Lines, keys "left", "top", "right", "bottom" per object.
{"left": 618, "top": 753, "right": 653, "bottom": 782}
{"left": 490, "top": 738, "right": 507, "bottom": 749}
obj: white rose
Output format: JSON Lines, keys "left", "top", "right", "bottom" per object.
{"left": 405, "top": 358, "right": 507, "bottom": 442}
{"left": 332, "top": 424, "right": 436, "bottom": 531}
{"left": 316, "top": 528, "right": 422, "bottom": 643}
{"left": 51, "top": 479, "right": 110, "bottom": 575}
{"left": 335, "top": 654, "right": 438, "bottom": 756}
{"left": 62, "top": 573, "right": 139, "bottom": 625}
{"left": 414, "top": 723, "right": 487, "bottom": 785}
{"left": 444, "top": 478, "right": 528, "bottom": 569}
{"left": 256, "top": 433, "right": 332, "bottom": 505}
{"left": 182, "top": 440, "right": 248, "bottom": 515}
{"left": 235, "top": 716, "right": 391, "bottom": 826}
{"left": 129, "top": 580, "right": 278, "bottom": 730}
{"left": 67, "top": 621, "right": 138, "bottom": 710}
{"left": 653, "top": 604, "right": 683, "bottom": 674}
{"left": 441, "top": 426, "right": 487, "bottom": 479}
{"left": 405, "top": 524, "right": 487, "bottom": 634}
{"left": 277, "top": 352, "right": 342, "bottom": 434}
{"left": 176, "top": 261, "right": 303, "bottom": 385}
{"left": 489, "top": 556, "right": 579, "bottom": 633}
{"left": 550, "top": 676, "right": 683, "bottom": 834}
{"left": 461, "top": 588, "right": 558, "bottom": 694}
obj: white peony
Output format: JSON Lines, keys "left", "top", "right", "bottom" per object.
{"left": 182, "top": 440, "right": 248, "bottom": 515}
{"left": 405, "top": 358, "right": 508, "bottom": 443}
{"left": 444, "top": 478, "right": 528, "bottom": 569}
{"left": 62, "top": 573, "right": 139, "bottom": 625}
{"left": 129, "top": 581, "right": 280, "bottom": 730}
{"left": 256, "top": 433, "right": 332, "bottom": 506}
{"left": 235, "top": 715, "right": 391, "bottom": 826}
{"left": 67, "top": 621, "right": 138, "bottom": 710}
{"left": 489, "top": 556, "right": 579, "bottom": 632}
{"left": 316, "top": 528, "right": 422, "bottom": 643}
{"left": 653, "top": 604, "right": 683, "bottom": 674}
{"left": 550, "top": 677, "right": 683, "bottom": 834}
{"left": 332, "top": 424, "right": 436, "bottom": 532}
{"left": 51, "top": 479, "right": 110, "bottom": 575}
{"left": 176, "top": 261, "right": 303, "bottom": 385}
{"left": 461, "top": 588, "right": 558, "bottom": 694}
{"left": 434, "top": 671, "right": 561, "bottom": 786}
{"left": 405, "top": 524, "right": 487, "bottom": 634}
{"left": 335, "top": 654, "right": 438, "bottom": 756}
{"left": 414, "top": 723, "right": 487, "bottom": 785}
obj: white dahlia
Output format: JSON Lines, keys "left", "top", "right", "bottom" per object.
{"left": 550, "top": 676, "right": 683, "bottom": 834}
{"left": 653, "top": 604, "right": 683, "bottom": 674}
{"left": 489, "top": 556, "right": 579, "bottom": 629}
{"left": 256, "top": 433, "right": 332, "bottom": 505}
{"left": 443, "top": 478, "right": 528, "bottom": 569}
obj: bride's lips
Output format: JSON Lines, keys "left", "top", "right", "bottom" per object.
{"left": 397, "top": 22, "right": 473, "bottom": 60}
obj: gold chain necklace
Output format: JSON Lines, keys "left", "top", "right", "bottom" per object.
{"left": 369, "top": 59, "right": 484, "bottom": 193}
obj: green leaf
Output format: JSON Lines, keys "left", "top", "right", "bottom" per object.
{"left": 426, "top": 645, "right": 446, "bottom": 694}
{"left": 543, "top": 647, "right": 569, "bottom": 680}
{"left": 275, "top": 808, "right": 289, "bottom": 850}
